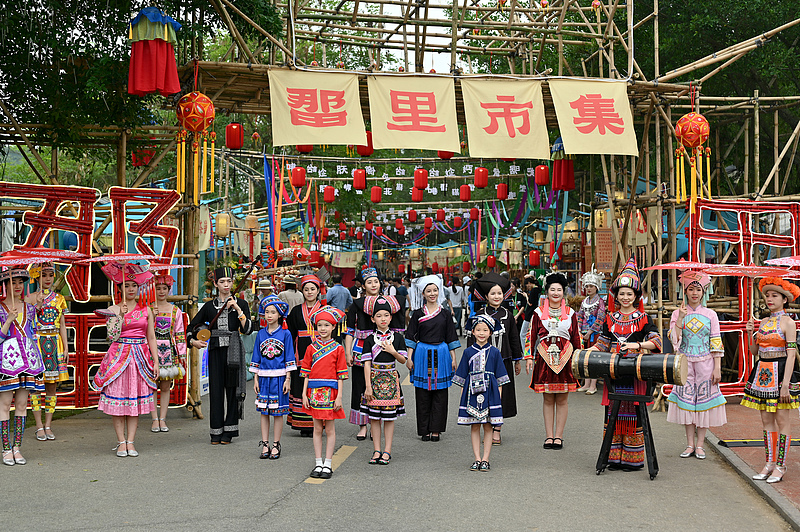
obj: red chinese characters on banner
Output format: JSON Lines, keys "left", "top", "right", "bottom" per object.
{"left": 480, "top": 95, "right": 533, "bottom": 137}
{"left": 387, "top": 91, "right": 446, "bottom": 132}
{"left": 569, "top": 93, "right": 625, "bottom": 135}
{"left": 287, "top": 88, "right": 348, "bottom": 127}
{"left": 0, "top": 182, "right": 98, "bottom": 302}
{"left": 108, "top": 187, "right": 181, "bottom": 263}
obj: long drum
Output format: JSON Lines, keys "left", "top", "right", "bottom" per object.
{"left": 571, "top": 350, "right": 688, "bottom": 386}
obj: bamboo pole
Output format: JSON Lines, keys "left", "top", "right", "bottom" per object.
{"left": 774, "top": 109, "right": 780, "bottom": 195}
{"left": 744, "top": 118, "right": 750, "bottom": 194}
{"left": 754, "top": 90, "right": 760, "bottom": 191}
{"left": 754, "top": 117, "right": 800, "bottom": 200}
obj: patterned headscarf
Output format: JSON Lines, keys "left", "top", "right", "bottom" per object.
{"left": 310, "top": 305, "right": 346, "bottom": 325}
{"left": 259, "top": 295, "right": 289, "bottom": 317}
{"left": 364, "top": 295, "right": 401, "bottom": 316}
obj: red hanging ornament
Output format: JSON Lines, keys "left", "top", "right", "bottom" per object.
{"left": 398, "top": 264, "right": 405, "bottom": 273}
{"left": 127, "top": 8, "right": 181, "bottom": 97}
{"left": 437, "top": 150, "right": 454, "bottom": 160}
{"left": 436, "top": 209, "right": 445, "bottom": 222}
{"left": 296, "top": 145, "right": 313, "bottom": 154}
{"left": 432, "top": 262, "right": 439, "bottom": 273}
{"left": 424, "top": 227, "right": 432, "bottom": 235}
{"left": 453, "top": 215, "right": 462, "bottom": 227}
{"left": 487, "top": 255, "right": 496, "bottom": 268}
{"left": 529, "top": 249, "right": 541, "bottom": 267}
{"left": 497, "top": 183, "right": 508, "bottom": 201}
{"left": 339, "top": 231, "right": 347, "bottom": 240}
{"left": 371, "top": 186, "right": 382, "bottom": 203}
{"left": 459, "top": 184, "right": 471, "bottom": 202}
{"left": 462, "top": 261, "right": 471, "bottom": 273}
{"left": 353, "top": 168, "right": 367, "bottom": 190}
{"left": 309, "top": 250, "right": 323, "bottom": 267}
{"left": 535, "top": 165, "right": 550, "bottom": 186}
{"left": 470, "top": 207, "right": 480, "bottom": 221}
{"left": 348, "top": 227, "right": 355, "bottom": 237}
{"left": 398, "top": 227, "right": 406, "bottom": 236}
{"left": 408, "top": 209, "right": 418, "bottom": 222}
{"left": 375, "top": 226, "right": 383, "bottom": 237}
{"left": 356, "top": 230, "right": 364, "bottom": 240}
{"left": 424, "top": 217, "right": 433, "bottom": 229}
{"left": 338, "top": 222, "right": 346, "bottom": 231}
{"left": 412, "top": 188, "right": 424, "bottom": 202}
{"left": 324, "top": 186, "right": 335, "bottom": 203}
{"left": 474, "top": 167, "right": 489, "bottom": 188}
{"left": 322, "top": 227, "right": 330, "bottom": 238}
{"left": 395, "top": 218, "right": 403, "bottom": 230}
{"left": 356, "top": 131, "right": 374, "bottom": 157}
{"left": 365, "top": 221, "right": 374, "bottom": 231}
{"left": 225, "top": 122, "right": 243, "bottom": 150}
{"left": 291, "top": 166, "right": 307, "bottom": 188}
{"left": 414, "top": 168, "right": 429, "bottom": 190}
{"left": 552, "top": 159, "right": 575, "bottom": 192}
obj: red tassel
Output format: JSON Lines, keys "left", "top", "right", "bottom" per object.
{"left": 282, "top": 321, "right": 288, "bottom": 329}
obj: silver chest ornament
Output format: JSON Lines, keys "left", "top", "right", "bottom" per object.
{"left": 546, "top": 318, "right": 561, "bottom": 366}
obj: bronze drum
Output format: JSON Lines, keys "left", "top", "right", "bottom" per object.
{"left": 571, "top": 350, "right": 688, "bottom": 386}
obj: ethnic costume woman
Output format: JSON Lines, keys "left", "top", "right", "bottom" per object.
{"left": 149, "top": 274, "right": 186, "bottom": 434}
{"left": 285, "top": 274, "right": 323, "bottom": 436}
{"left": 588, "top": 256, "right": 662, "bottom": 471}
{"left": 742, "top": 277, "right": 800, "bottom": 484}
{"left": 405, "top": 274, "right": 460, "bottom": 441}
{"left": 345, "top": 268, "right": 402, "bottom": 440}
{"left": 26, "top": 262, "right": 69, "bottom": 441}
{"left": 666, "top": 271, "right": 727, "bottom": 460}
{"left": 0, "top": 267, "right": 44, "bottom": 466}
{"left": 251, "top": 296, "right": 295, "bottom": 460}
{"left": 454, "top": 315, "right": 510, "bottom": 472}
{"left": 576, "top": 266, "right": 605, "bottom": 395}
{"left": 94, "top": 264, "right": 159, "bottom": 458}
{"left": 360, "top": 295, "right": 406, "bottom": 465}
{"left": 469, "top": 272, "right": 522, "bottom": 445}
{"left": 524, "top": 273, "right": 581, "bottom": 450}
{"left": 187, "top": 266, "right": 253, "bottom": 445}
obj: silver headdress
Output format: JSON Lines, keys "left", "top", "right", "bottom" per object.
{"left": 580, "top": 264, "right": 604, "bottom": 292}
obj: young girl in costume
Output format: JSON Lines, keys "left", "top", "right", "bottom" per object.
{"left": 250, "top": 295, "right": 295, "bottom": 460}
{"left": 576, "top": 266, "right": 605, "bottom": 395}
{"left": 302, "top": 305, "right": 348, "bottom": 479}
{"left": 361, "top": 295, "right": 406, "bottom": 465}
{"left": 149, "top": 273, "right": 187, "bottom": 433}
{"left": 0, "top": 267, "right": 44, "bottom": 466}
{"left": 666, "top": 270, "right": 727, "bottom": 460}
{"left": 453, "top": 315, "right": 509, "bottom": 472}
{"left": 26, "top": 262, "right": 69, "bottom": 441}
{"left": 742, "top": 277, "right": 800, "bottom": 484}
{"left": 94, "top": 264, "right": 159, "bottom": 458}
{"left": 524, "top": 272, "right": 582, "bottom": 450}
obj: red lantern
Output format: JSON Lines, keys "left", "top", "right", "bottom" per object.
{"left": 424, "top": 227, "right": 431, "bottom": 235}
{"left": 395, "top": 218, "right": 404, "bottom": 230}
{"left": 408, "top": 209, "right": 418, "bottom": 222}
{"left": 535, "top": 165, "right": 550, "bottom": 186}
{"left": 375, "top": 226, "right": 383, "bottom": 237}
{"left": 353, "top": 168, "right": 367, "bottom": 190}
{"left": 398, "top": 227, "right": 406, "bottom": 236}
{"left": 438, "top": 150, "right": 454, "bottom": 160}
{"left": 322, "top": 227, "right": 330, "bottom": 238}
{"left": 356, "top": 231, "right": 364, "bottom": 240}
{"left": 296, "top": 145, "right": 313, "bottom": 154}
{"left": 309, "top": 250, "right": 323, "bottom": 267}
{"left": 365, "top": 221, "right": 374, "bottom": 231}
{"left": 176, "top": 91, "right": 215, "bottom": 132}
{"left": 462, "top": 261, "right": 471, "bottom": 273}
{"left": 291, "top": 166, "right": 307, "bottom": 188}
{"left": 487, "top": 255, "right": 496, "bottom": 268}
{"left": 424, "top": 217, "right": 433, "bottom": 228}
{"left": 398, "top": 263, "right": 405, "bottom": 274}
{"left": 324, "top": 186, "right": 335, "bottom": 203}
{"left": 432, "top": 262, "right": 439, "bottom": 273}
{"left": 339, "top": 231, "right": 346, "bottom": 240}
{"left": 371, "top": 186, "right": 382, "bottom": 203}
{"left": 552, "top": 159, "right": 575, "bottom": 191}
{"left": 349, "top": 227, "right": 355, "bottom": 237}
{"left": 497, "top": 183, "right": 508, "bottom": 201}
{"left": 338, "top": 222, "right": 346, "bottom": 231}
{"left": 470, "top": 207, "right": 480, "bottom": 221}
{"left": 460, "top": 184, "right": 471, "bottom": 202}
{"left": 412, "top": 188, "right": 424, "bottom": 202}
{"left": 453, "top": 215, "right": 462, "bottom": 227}
{"left": 225, "top": 123, "right": 244, "bottom": 150}
{"left": 414, "top": 168, "right": 429, "bottom": 190}
{"left": 474, "top": 167, "right": 489, "bottom": 188}
{"left": 436, "top": 209, "right": 445, "bottom": 222}
{"left": 529, "top": 249, "right": 541, "bottom": 267}
{"left": 334, "top": 210, "right": 343, "bottom": 221}
{"left": 356, "top": 131, "right": 374, "bottom": 157}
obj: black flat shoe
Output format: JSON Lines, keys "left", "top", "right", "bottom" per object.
{"left": 269, "top": 441, "right": 281, "bottom": 459}
{"left": 319, "top": 466, "right": 333, "bottom": 479}
{"left": 310, "top": 465, "right": 323, "bottom": 478}
{"left": 421, "top": 434, "right": 431, "bottom": 442}
{"left": 543, "top": 438, "right": 555, "bottom": 449}
{"left": 552, "top": 438, "right": 563, "bottom": 450}
{"left": 430, "top": 434, "right": 440, "bottom": 442}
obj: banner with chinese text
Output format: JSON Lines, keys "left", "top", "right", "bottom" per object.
{"left": 269, "top": 69, "right": 367, "bottom": 146}
{"left": 367, "top": 76, "right": 460, "bottom": 152}
{"left": 461, "top": 79, "right": 550, "bottom": 159}
{"left": 549, "top": 80, "right": 637, "bottom": 155}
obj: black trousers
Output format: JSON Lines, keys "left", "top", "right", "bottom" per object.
{"left": 414, "top": 387, "right": 449, "bottom": 436}
{"left": 501, "top": 358, "right": 518, "bottom": 419}
{"left": 208, "top": 347, "right": 240, "bottom": 440}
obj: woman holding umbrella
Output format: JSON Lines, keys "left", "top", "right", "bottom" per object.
{"left": 94, "top": 263, "right": 159, "bottom": 457}
{"left": 0, "top": 267, "right": 44, "bottom": 466}
{"left": 743, "top": 277, "right": 800, "bottom": 484}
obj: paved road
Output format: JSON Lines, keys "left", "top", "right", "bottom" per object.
{"left": 5, "top": 347, "right": 791, "bottom": 531}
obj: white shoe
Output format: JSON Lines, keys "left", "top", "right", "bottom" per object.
{"left": 695, "top": 447, "right": 706, "bottom": 460}
{"left": 767, "top": 466, "right": 786, "bottom": 484}
{"left": 680, "top": 446, "right": 695, "bottom": 458}
{"left": 114, "top": 441, "right": 128, "bottom": 457}
{"left": 126, "top": 441, "right": 139, "bottom": 457}
{"left": 753, "top": 463, "right": 775, "bottom": 480}
{"left": 2, "top": 449, "right": 14, "bottom": 466}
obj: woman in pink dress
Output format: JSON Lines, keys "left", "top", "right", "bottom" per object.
{"left": 94, "top": 264, "right": 159, "bottom": 457}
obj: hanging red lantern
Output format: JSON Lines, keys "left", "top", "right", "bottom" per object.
{"left": 474, "top": 167, "right": 489, "bottom": 188}
{"left": 365, "top": 221, "right": 373, "bottom": 231}
{"left": 348, "top": 227, "right": 355, "bottom": 237}
{"left": 324, "top": 186, "right": 335, "bottom": 203}
{"left": 437, "top": 150, "right": 454, "bottom": 160}
{"left": 398, "top": 263, "right": 405, "bottom": 274}
{"left": 535, "top": 165, "right": 550, "bottom": 186}
{"left": 334, "top": 210, "right": 343, "bottom": 221}
{"left": 424, "top": 227, "right": 431, "bottom": 235}
{"left": 356, "top": 131, "right": 374, "bottom": 157}
{"left": 322, "top": 227, "right": 330, "bottom": 238}
{"left": 296, "top": 145, "right": 313, "bottom": 154}
{"left": 353, "top": 168, "right": 367, "bottom": 190}
{"left": 371, "top": 186, "right": 382, "bottom": 203}
{"left": 497, "top": 183, "right": 508, "bottom": 201}
{"left": 459, "top": 184, "right": 471, "bottom": 202}
{"left": 470, "top": 207, "right": 480, "bottom": 221}
{"left": 309, "top": 250, "right": 323, "bottom": 267}
{"left": 375, "top": 226, "right": 383, "bottom": 237}
{"left": 412, "top": 188, "right": 424, "bottom": 202}
{"left": 291, "top": 166, "right": 307, "bottom": 188}
{"left": 436, "top": 209, "right": 445, "bottom": 222}
{"left": 338, "top": 222, "right": 346, "bottom": 231}
{"left": 424, "top": 217, "right": 433, "bottom": 228}
{"left": 339, "top": 231, "right": 347, "bottom": 240}
{"left": 395, "top": 218, "right": 403, "bottom": 230}
{"left": 432, "top": 262, "right": 439, "bottom": 273}
{"left": 453, "top": 215, "right": 462, "bottom": 227}
{"left": 487, "top": 255, "right": 496, "bottom": 268}
{"left": 408, "top": 209, "right": 418, "bottom": 222}
{"left": 462, "top": 261, "right": 471, "bottom": 273}
{"left": 356, "top": 230, "right": 364, "bottom": 240}
{"left": 529, "top": 249, "right": 541, "bottom": 267}
{"left": 552, "top": 159, "right": 575, "bottom": 192}
{"left": 414, "top": 168, "right": 429, "bottom": 190}
{"left": 398, "top": 227, "right": 406, "bottom": 236}
{"left": 225, "top": 123, "right": 244, "bottom": 150}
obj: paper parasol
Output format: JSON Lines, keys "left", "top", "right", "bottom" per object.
{"left": 79, "top": 252, "right": 164, "bottom": 307}
{"left": 4, "top": 247, "right": 88, "bottom": 261}
{"left": 765, "top": 255, "right": 800, "bottom": 268}
{"left": 0, "top": 252, "right": 72, "bottom": 307}
{"left": 703, "top": 263, "right": 794, "bottom": 318}
{"left": 146, "top": 263, "right": 193, "bottom": 271}
{"left": 642, "top": 259, "right": 712, "bottom": 271}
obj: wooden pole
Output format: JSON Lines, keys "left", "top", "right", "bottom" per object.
{"left": 754, "top": 90, "right": 760, "bottom": 191}
{"left": 744, "top": 118, "right": 750, "bottom": 195}
{"left": 117, "top": 130, "right": 128, "bottom": 187}
{"left": 774, "top": 109, "right": 780, "bottom": 195}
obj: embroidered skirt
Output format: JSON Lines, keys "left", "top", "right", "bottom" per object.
{"left": 255, "top": 375, "right": 291, "bottom": 416}
{"left": 667, "top": 357, "right": 727, "bottom": 427}
{"left": 361, "top": 362, "right": 405, "bottom": 421}
{"left": 741, "top": 357, "right": 800, "bottom": 411}
{"left": 98, "top": 359, "right": 155, "bottom": 416}
{"left": 0, "top": 372, "right": 44, "bottom": 393}
{"left": 531, "top": 354, "right": 577, "bottom": 393}
{"left": 303, "top": 386, "right": 346, "bottom": 420}
{"left": 410, "top": 341, "right": 453, "bottom": 391}
{"left": 38, "top": 332, "right": 68, "bottom": 383}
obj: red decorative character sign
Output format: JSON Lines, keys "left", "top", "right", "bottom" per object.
{"left": 569, "top": 93, "right": 625, "bottom": 135}
{"left": 480, "top": 95, "right": 533, "bottom": 137}
{"left": 387, "top": 91, "right": 445, "bottom": 132}
{"left": 287, "top": 88, "right": 348, "bottom": 127}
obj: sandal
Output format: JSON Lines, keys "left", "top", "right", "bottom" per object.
{"left": 543, "top": 438, "right": 555, "bottom": 449}
{"left": 378, "top": 452, "right": 391, "bottom": 465}
{"left": 767, "top": 466, "right": 787, "bottom": 484}
{"left": 269, "top": 441, "right": 281, "bottom": 460}
{"left": 2, "top": 449, "right": 14, "bottom": 466}
{"left": 12, "top": 448, "right": 26, "bottom": 465}
{"left": 259, "top": 441, "right": 270, "bottom": 459}
{"left": 680, "top": 446, "right": 695, "bottom": 458}
{"left": 125, "top": 441, "right": 138, "bottom": 457}
{"left": 151, "top": 420, "right": 161, "bottom": 433}
{"left": 492, "top": 427, "right": 502, "bottom": 446}
{"left": 470, "top": 460, "right": 481, "bottom": 472}
{"left": 44, "top": 426, "right": 55, "bottom": 440}
{"left": 552, "top": 438, "right": 563, "bottom": 450}
{"left": 369, "top": 450, "right": 382, "bottom": 465}
{"left": 114, "top": 441, "right": 128, "bottom": 458}
{"left": 319, "top": 466, "right": 333, "bottom": 479}
{"left": 159, "top": 419, "right": 169, "bottom": 433}
{"left": 310, "top": 465, "right": 324, "bottom": 478}
{"left": 35, "top": 428, "right": 47, "bottom": 441}
{"left": 479, "top": 461, "right": 490, "bottom": 472}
